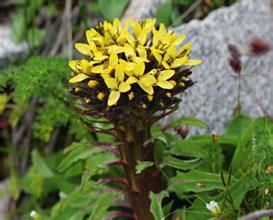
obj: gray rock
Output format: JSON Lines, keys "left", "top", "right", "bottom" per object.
{"left": 0, "top": 25, "right": 28, "bottom": 68}
{"left": 122, "top": 0, "right": 166, "bottom": 21}
{"left": 167, "top": 0, "right": 273, "bottom": 134}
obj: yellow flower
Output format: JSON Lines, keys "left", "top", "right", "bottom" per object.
{"left": 156, "top": 69, "right": 176, "bottom": 89}
{"left": 161, "top": 44, "right": 201, "bottom": 69}
{"left": 68, "top": 59, "right": 102, "bottom": 83}
{"left": 69, "top": 18, "right": 201, "bottom": 109}
{"left": 103, "top": 64, "right": 132, "bottom": 106}
{"left": 91, "top": 52, "right": 119, "bottom": 75}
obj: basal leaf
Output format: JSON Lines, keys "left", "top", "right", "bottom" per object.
{"left": 168, "top": 170, "right": 236, "bottom": 197}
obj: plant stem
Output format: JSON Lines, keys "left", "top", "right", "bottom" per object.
{"left": 115, "top": 118, "right": 161, "bottom": 220}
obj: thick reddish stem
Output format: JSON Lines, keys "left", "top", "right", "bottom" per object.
{"left": 115, "top": 119, "right": 161, "bottom": 220}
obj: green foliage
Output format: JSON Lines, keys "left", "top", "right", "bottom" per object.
{"left": 0, "top": 56, "right": 89, "bottom": 142}
{"left": 155, "top": 0, "right": 237, "bottom": 26}
{"left": 151, "top": 114, "right": 273, "bottom": 219}
{"left": 170, "top": 116, "right": 209, "bottom": 129}
{"left": 98, "top": 0, "right": 129, "bottom": 21}
{"left": 150, "top": 191, "right": 169, "bottom": 220}
{"left": 136, "top": 160, "right": 154, "bottom": 174}
{"left": 11, "top": 0, "right": 45, "bottom": 46}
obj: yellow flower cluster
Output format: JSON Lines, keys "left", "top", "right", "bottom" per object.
{"left": 69, "top": 18, "right": 201, "bottom": 107}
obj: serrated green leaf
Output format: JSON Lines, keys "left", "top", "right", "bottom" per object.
{"left": 58, "top": 142, "right": 95, "bottom": 172}
{"left": 150, "top": 191, "right": 169, "bottom": 220}
{"left": 161, "top": 155, "right": 201, "bottom": 170}
{"left": 170, "top": 116, "right": 209, "bottom": 129}
{"left": 98, "top": 0, "right": 129, "bottom": 21}
{"left": 135, "top": 160, "right": 154, "bottom": 174}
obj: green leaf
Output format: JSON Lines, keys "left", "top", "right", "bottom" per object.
{"left": 155, "top": 2, "right": 173, "bottom": 26}
{"left": 135, "top": 161, "right": 154, "bottom": 174}
{"left": 98, "top": 0, "right": 129, "bottom": 21}
{"left": 0, "top": 93, "right": 8, "bottom": 115}
{"left": 168, "top": 170, "right": 236, "bottom": 197}
{"left": 32, "top": 149, "right": 54, "bottom": 178}
{"left": 58, "top": 142, "right": 95, "bottom": 172}
{"left": 27, "top": 27, "right": 46, "bottom": 47}
{"left": 150, "top": 191, "right": 169, "bottom": 220}
{"left": 88, "top": 192, "right": 117, "bottom": 220}
{"left": 228, "top": 115, "right": 255, "bottom": 174}
{"left": 151, "top": 125, "right": 168, "bottom": 144}
{"left": 170, "top": 138, "right": 209, "bottom": 158}
{"left": 175, "top": 0, "right": 194, "bottom": 6}
{"left": 161, "top": 155, "right": 201, "bottom": 170}
{"left": 170, "top": 116, "right": 209, "bottom": 129}
{"left": 225, "top": 114, "right": 253, "bottom": 138}
{"left": 11, "top": 10, "right": 26, "bottom": 42}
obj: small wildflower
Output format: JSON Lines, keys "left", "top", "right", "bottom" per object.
{"left": 30, "top": 211, "right": 41, "bottom": 220}
{"left": 206, "top": 201, "right": 221, "bottom": 216}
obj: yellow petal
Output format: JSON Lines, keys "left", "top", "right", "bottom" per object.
{"left": 69, "top": 60, "right": 78, "bottom": 72}
{"left": 120, "top": 60, "right": 135, "bottom": 72}
{"left": 170, "top": 57, "right": 188, "bottom": 68}
{"left": 79, "top": 59, "right": 92, "bottom": 73}
{"left": 141, "top": 74, "right": 157, "bottom": 86}
{"left": 184, "top": 59, "right": 202, "bottom": 66}
{"left": 138, "top": 30, "right": 148, "bottom": 45}
{"left": 124, "top": 44, "right": 136, "bottom": 59}
{"left": 134, "top": 62, "right": 145, "bottom": 76}
{"left": 173, "top": 34, "right": 186, "bottom": 46}
{"left": 119, "top": 82, "right": 131, "bottom": 93}
{"left": 157, "top": 80, "right": 175, "bottom": 89}
{"left": 126, "top": 76, "right": 138, "bottom": 84}
{"left": 104, "top": 78, "right": 117, "bottom": 89}
{"left": 115, "top": 64, "right": 125, "bottom": 82}
{"left": 166, "top": 46, "right": 176, "bottom": 58}
{"left": 86, "top": 29, "right": 101, "bottom": 45}
{"left": 107, "top": 45, "right": 124, "bottom": 54}
{"left": 109, "top": 53, "right": 118, "bottom": 66}
{"left": 91, "top": 64, "right": 104, "bottom": 73}
{"left": 129, "top": 19, "right": 141, "bottom": 36}
{"left": 137, "top": 46, "right": 147, "bottom": 60}
{"left": 162, "top": 61, "right": 171, "bottom": 69}
{"left": 158, "top": 70, "right": 175, "bottom": 81}
{"left": 75, "top": 43, "right": 92, "bottom": 56}
{"left": 108, "top": 90, "right": 121, "bottom": 106}
{"left": 159, "top": 23, "right": 166, "bottom": 33}
{"left": 177, "top": 43, "right": 192, "bottom": 57}
{"left": 151, "top": 48, "right": 162, "bottom": 63}
{"left": 138, "top": 79, "right": 154, "bottom": 95}
{"left": 69, "top": 74, "right": 89, "bottom": 83}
